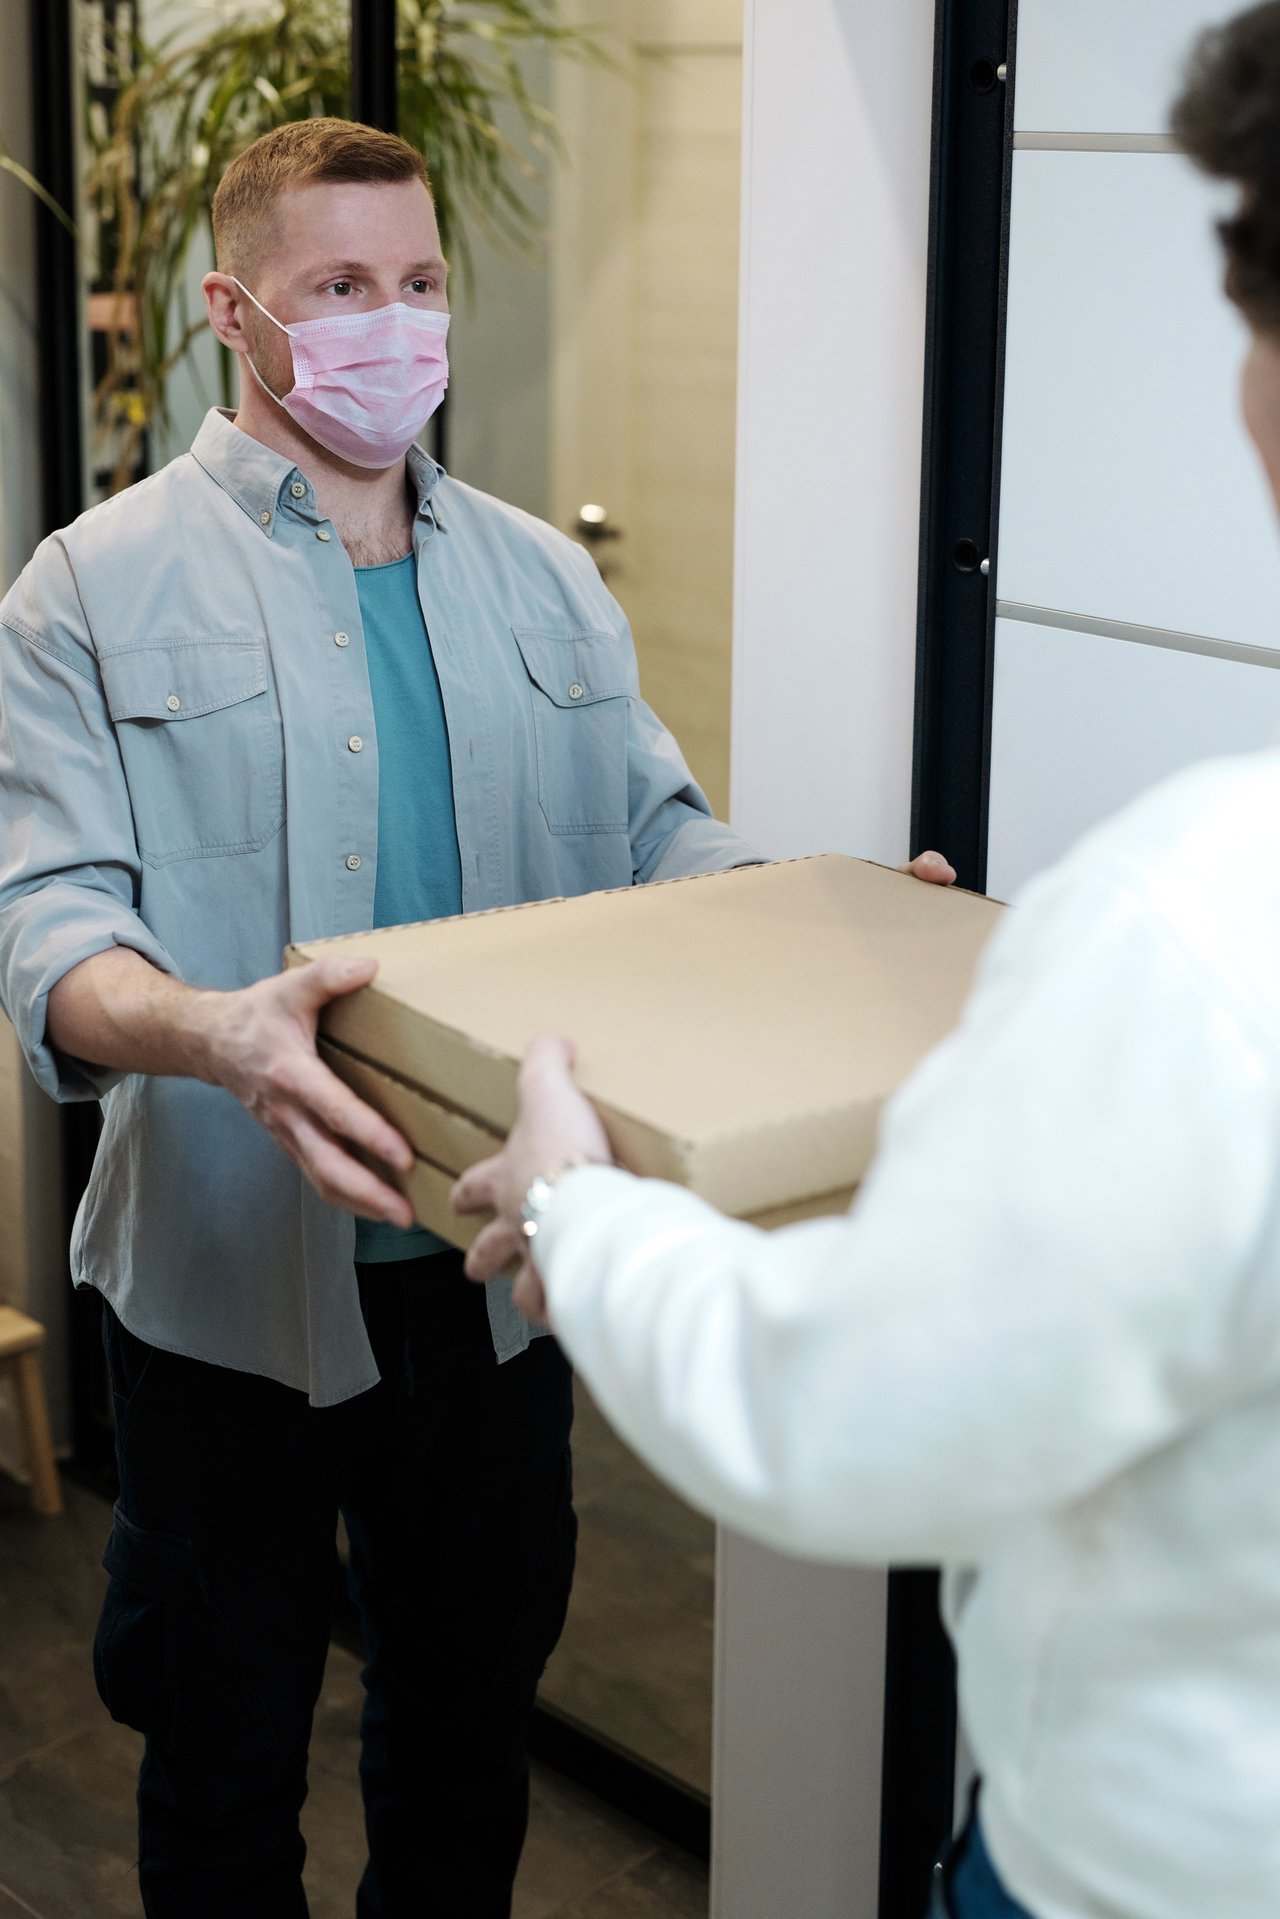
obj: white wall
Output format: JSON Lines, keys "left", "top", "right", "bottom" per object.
{"left": 717, "top": 0, "right": 936, "bottom": 1912}
{"left": 729, "top": 0, "right": 935, "bottom": 866}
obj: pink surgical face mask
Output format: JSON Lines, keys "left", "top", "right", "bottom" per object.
{"left": 232, "top": 278, "right": 450, "bottom": 469}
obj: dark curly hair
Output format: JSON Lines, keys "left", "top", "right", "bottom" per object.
{"left": 1173, "top": 2, "right": 1280, "bottom": 335}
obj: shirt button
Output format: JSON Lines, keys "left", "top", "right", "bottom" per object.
{"left": 316, "top": 529, "right": 332, "bottom": 542}
{"left": 290, "top": 481, "right": 306, "bottom": 498}
{"left": 259, "top": 510, "right": 271, "bottom": 526}
{"left": 568, "top": 682, "right": 585, "bottom": 701}
{"left": 166, "top": 694, "right": 181, "bottom": 712}
{"left": 334, "top": 632, "right": 350, "bottom": 647}
{"left": 346, "top": 854, "right": 362, "bottom": 871}
{"left": 348, "top": 735, "right": 363, "bottom": 753}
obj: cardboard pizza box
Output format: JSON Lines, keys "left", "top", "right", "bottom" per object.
{"left": 288, "top": 855, "right": 1004, "bottom": 1239}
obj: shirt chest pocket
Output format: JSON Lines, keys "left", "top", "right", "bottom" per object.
{"left": 512, "top": 628, "right": 631, "bottom": 836}
{"left": 99, "top": 639, "right": 284, "bottom": 866}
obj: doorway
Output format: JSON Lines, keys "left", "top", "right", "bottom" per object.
{"left": 535, "top": 0, "right": 744, "bottom": 1805}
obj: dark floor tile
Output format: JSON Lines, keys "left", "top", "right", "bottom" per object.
{"left": 0, "top": 1477, "right": 111, "bottom": 1629}
{"left": 542, "top": 1846, "right": 709, "bottom": 1919}
{"left": 514, "top": 1766, "right": 657, "bottom": 1919}
{"left": 0, "top": 1716, "right": 142, "bottom": 1919}
{"left": 0, "top": 1481, "right": 112, "bottom": 1772}
{"left": 0, "top": 1886, "right": 48, "bottom": 1915}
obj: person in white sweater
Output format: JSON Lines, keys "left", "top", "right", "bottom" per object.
{"left": 454, "top": 9, "right": 1280, "bottom": 1918}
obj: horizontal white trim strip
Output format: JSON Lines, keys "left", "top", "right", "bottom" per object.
{"left": 1013, "top": 131, "right": 1178, "bottom": 154}
{"left": 996, "top": 600, "right": 1280, "bottom": 671}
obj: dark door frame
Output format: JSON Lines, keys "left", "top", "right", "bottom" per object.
{"left": 879, "top": 3, "right": 1019, "bottom": 1917}
{"left": 911, "top": 0, "right": 1019, "bottom": 896}
{"left": 29, "top": 0, "right": 120, "bottom": 1497}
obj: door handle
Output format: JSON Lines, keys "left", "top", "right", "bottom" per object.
{"left": 574, "top": 504, "right": 624, "bottom": 545}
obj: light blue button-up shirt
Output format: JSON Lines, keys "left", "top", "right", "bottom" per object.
{"left": 0, "top": 409, "right": 759, "bottom": 1404}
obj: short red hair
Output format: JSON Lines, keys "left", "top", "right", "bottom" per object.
{"left": 212, "top": 117, "right": 432, "bottom": 275}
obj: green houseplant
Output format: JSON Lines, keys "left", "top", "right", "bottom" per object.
{"left": 0, "top": 139, "right": 78, "bottom": 235}
{"left": 85, "top": 0, "right": 597, "bottom": 486}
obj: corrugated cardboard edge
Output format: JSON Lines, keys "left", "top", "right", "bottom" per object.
{"left": 319, "top": 1039, "right": 500, "bottom": 1175}
{"left": 401, "top": 1148, "right": 856, "bottom": 1251}
{"left": 286, "top": 855, "right": 1001, "bottom": 964}
{"left": 322, "top": 1036, "right": 875, "bottom": 1214}
{"left": 403, "top": 1155, "right": 482, "bottom": 1250}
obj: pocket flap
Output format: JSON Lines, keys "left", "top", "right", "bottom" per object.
{"left": 100, "top": 639, "right": 267, "bottom": 723}
{"left": 512, "top": 627, "right": 631, "bottom": 708}
{"left": 102, "top": 1502, "right": 203, "bottom": 1603}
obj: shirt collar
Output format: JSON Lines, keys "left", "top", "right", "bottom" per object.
{"left": 189, "top": 407, "right": 445, "bottom": 537}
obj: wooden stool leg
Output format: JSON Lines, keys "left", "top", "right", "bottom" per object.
{"left": 12, "top": 1349, "right": 62, "bottom": 1516}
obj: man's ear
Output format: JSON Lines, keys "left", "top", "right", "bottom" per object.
{"left": 202, "top": 273, "right": 250, "bottom": 353}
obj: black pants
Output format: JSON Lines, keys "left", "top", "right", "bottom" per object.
{"left": 92, "top": 1256, "right": 577, "bottom": 1918}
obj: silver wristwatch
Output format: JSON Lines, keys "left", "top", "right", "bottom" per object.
{"left": 520, "top": 1156, "right": 601, "bottom": 1244}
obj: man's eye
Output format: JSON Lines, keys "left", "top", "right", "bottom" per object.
{"left": 409, "top": 279, "right": 432, "bottom": 295}
{"left": 329, "top": 280, "right": 354, "bottom": 297}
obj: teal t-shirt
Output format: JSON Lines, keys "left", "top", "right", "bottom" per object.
{"left": 351, "top": 554, "right": 463, "bottom": 1264}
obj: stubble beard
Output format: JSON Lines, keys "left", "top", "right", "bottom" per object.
{"left": 242, "top": 307, "right": 296, "bottom": 403}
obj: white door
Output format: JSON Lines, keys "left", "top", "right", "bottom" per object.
{"left": 988, "top": 0, "right": 1280, "bottom": 902}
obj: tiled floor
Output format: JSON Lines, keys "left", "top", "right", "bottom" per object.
{"left": 0, "top": 1476, "right": 708, "bottom": 1919}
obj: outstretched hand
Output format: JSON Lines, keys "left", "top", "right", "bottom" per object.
{"left": 452, "top": 1035, "right": 614, "bottom": 1323}
{"left": 204, "top": 955, "right": 416, "bottom": 1227}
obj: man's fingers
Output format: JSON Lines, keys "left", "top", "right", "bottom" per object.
{"left": 288, "top": 953, "right": 379, "bottom": 1012}
{"left": 907, "top": 850, "right": 958, "bottom": 886}
{"left": 281, "top": 1052, "right": 414, "bottom": 1173}
{"left": 452, "top": 1156, "right": 502, "bottom": 1217}
{"left": 464, "top": 1218, "right": 525, "bottom": 1284}
{"left": 289, "top": 1110, "right": 415, "bottom": 1225}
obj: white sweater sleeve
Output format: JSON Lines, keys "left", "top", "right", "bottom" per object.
{"left": 538, "top": 856, "right": 1280, "bottom": 1564}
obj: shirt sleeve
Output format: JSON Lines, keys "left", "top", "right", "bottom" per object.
{"left": 625, "top": 689, "right": 764, "bottom": 882}
{"left": 560, "top": 546, "right": 761, "bottom": 880}
{"left": 536, "top": 855, "right": 1280, "bottom": 1564}
{"left": 0, "top": 538, "right": 179, "bottom": 1102}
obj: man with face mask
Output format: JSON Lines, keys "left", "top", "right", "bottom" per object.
{"left": 0, "top": 119, "right": 961, "bottom": 1915}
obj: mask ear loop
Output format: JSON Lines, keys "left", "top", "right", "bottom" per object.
{"left": 229, "top": 276, "right": 291, "bottom": 334}
{"left": 228, "top": 276, "right": 294, "bottom": 408}
{"left": 241, "top": 351, "right": 293, "bottom": 412}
